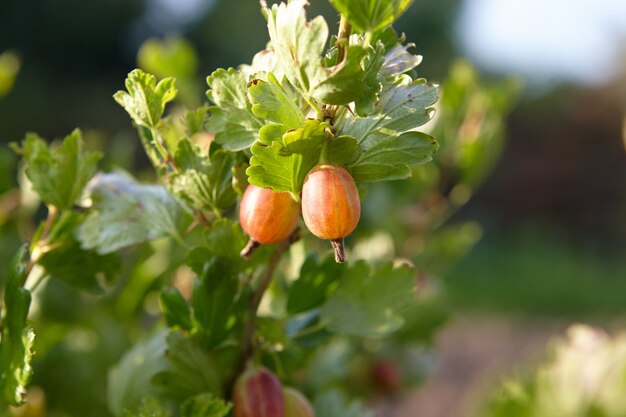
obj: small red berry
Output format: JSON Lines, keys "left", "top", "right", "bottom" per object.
{"left": 301, "top": 165, "right": 360, "bottom": 262}
{"left": 239, "top": 184, "right": 300, "bottom": 257}
{"left": 233, "top": 367, "right": 285, "bottom": 417}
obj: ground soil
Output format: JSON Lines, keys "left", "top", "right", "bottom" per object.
{"left": 375, "top": 315, "right": 571, "bottom": 417}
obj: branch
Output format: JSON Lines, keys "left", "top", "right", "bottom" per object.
{"left": 326, "top": 14, "right": 352, "bottom": 121}
{"left": 335, "top": 14, "right": 352, "bottom": 64}
{"left": 0, "top": 204, "right": 58, "bottom": 330}
{"left": 243, "top": 228, "right": 300, "bottom": 359}
{"left": 24, "top": 204, "right": 58, "bottom": 279}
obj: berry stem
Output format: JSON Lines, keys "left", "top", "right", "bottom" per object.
{"left": 240, "top": 239, "right": 261, "bottom": 259}
{"left": 331, "top": 238, "right": 346, "bottom": 263}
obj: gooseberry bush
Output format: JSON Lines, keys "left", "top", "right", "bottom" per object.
{"left": 0, "top": 1, "right": 517, "bottom": 416}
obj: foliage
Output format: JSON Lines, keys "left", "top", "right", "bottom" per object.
{"left": 11, "top": 130, "right": 101, "bottom": 211}
{"left": 0, "top": 0, "right": 519, "bottom": 416}
{"left": 76, "top": 171, "right": 191, "bottom": 254}
{"left": 0, "top": 247, "right": 34, "bottom": 406}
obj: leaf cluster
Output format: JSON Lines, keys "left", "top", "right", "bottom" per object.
{"left": 203, "top": 0, "right": 439, "bottom": 196}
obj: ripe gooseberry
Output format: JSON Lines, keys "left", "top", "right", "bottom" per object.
{"left": 233, "top": 367, "right": 285, "bottom": 417}
{"left": 301, "top": 164, "right": 360, "bottom": 263}
{"left": 239, "top": 184, "right": 300, "bottom": 258}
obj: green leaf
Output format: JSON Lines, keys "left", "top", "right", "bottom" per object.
{"left": 191, "top": 256, "right": 243, "bottom": 348}
{"left": 354, "top": 42, "right": 386, "bottom": 117}
{"left": 206, "top": 68, "right": 263, "bottom": 151}
{"left": 183, "top": 106, "right": 209, "bottom": 136}
{"left": 248, "top": 73, "right": 305, "bottom": 129}
{"left": 114, "top": 69, "right": 177, "bottom": 129}
{"left": 202, "top": 219, "right": 249, "bottom": 265}
{"left": 287, "top": 255, "right": 343, "bottom": 314}
{"left": 76, "top": 171, "right": 191, "bottom": 255}
{"left": 0, "top": 246, "right": 35, "bottom": 406}
{"left": 37, "top": 211, "right": 122, "bottom": 294}
{"left": 326, "top": 136, "right": 359, "bottom": 166}
{"left": 186, "top": 220, "right": 271, "bottom": 275}
{"left": 108, "top": 330, "right": 170, "bottom": 417}
{"left": 265, "top": 0, "right": 369, "bottom": 105}
{"left": 169, "top": 139, "right": 237, "bottom": 213}
{"left": 286, "top": 311, "right": 332, "bottom": 349}
{"left": 122, "top": 397, "right": 172, "bottom": 417}
{"left": 109, "top": 331, "right": 227, "bottom": 417}
{"left": 152, "top": 331, "right": 222, "bottom": 401}
{"left": 313, "top": 390, "right": 374, "bottom": 417}
{"left": 381, "top": 43, "right": 422, "bottom": 77}
{"left": 329, "top": 0, "right": 414, "bottom": 33}
{"left": 349, "top": 163, "right": 411, "bottom": 183}
{"left": 351, "top": 37, "right": 424, "bottom": 116}
{"left": 350, "top": 131, "right": 438, "bottom": 181}
{"left": 180, "top": 393, "right": 231, "bottom": 417}
{"left": 13, "top": 129, "right": 101, "bottom": 210}
{"left": 337, "top": 77, "right": 439, "bottom": 182}
{"left": 241, "top": 46, "right": 284, "bottom": 81}
{"left": 247, "top": 119, "right": 327, "bottom": 195}
{"left": 312, "top": 44, "right": 368, "bottom": 105}
{"left": 320, "top": 261, "right": 416, "bottom": 338}
{"left": 265, "top": 0, "right": 328, "bottom": 98}
{"left": 160, "top": 288, "right": 192, "bottom": 331}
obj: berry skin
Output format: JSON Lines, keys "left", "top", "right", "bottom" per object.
{"left": 233, "top": 367, "right": 285, "bottom": 417}
{"left": 301, "top": 165, "right": 360, "bottom": 262}
{"left": 239, "top": 184, "right": 300, "bottom": 257}
{"left": 283, "top": 388, "right": 315, "bottom": 417}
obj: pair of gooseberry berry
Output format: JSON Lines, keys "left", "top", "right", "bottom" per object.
{"left": 239, "top": 164, "right": 360, "bottom": 263}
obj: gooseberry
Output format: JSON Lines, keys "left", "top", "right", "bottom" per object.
{"left": 301, "top": 164, "right": 360, "bottom": 262}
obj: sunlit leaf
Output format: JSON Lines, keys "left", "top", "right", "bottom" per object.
{"left": 336, "top": 77, "right": 439, "bottom": 182}
{"left": 114, "top": 69, "right": 177, "bottom": 129}
{"left": 247, "top": 119, "right": 327, "bottom": 195}
{"left": 12, "top": 130, "right": 101, "bottom": 210}
{"left": 206, "top": 68, "right": 263, "bottom": 151}
{"left": 328, "top": 0, "right": 414, "bottom": 33}
{"left": 266, "top": 0, "right": 369, "bottom": 105}
{"left": 76, "top": 171, "right": 191, "bottom": 254}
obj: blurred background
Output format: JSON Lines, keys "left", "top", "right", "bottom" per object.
{"left": 0, "top": 0, "right": 625, "bottom": 416}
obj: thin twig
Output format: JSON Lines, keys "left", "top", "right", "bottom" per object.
{"left": 243, "top": 228, "right": 300, "bottom": 359}
{"left": 151, "top": 127, "right": 178, "bottom": 172}
{"left": 225, "top": 229, "right": 300, "bottom": 396}
{"left": 24, "top": 205, "right": 58, "bottom": 279}
{"left": 326, "top": 14, "right": 352, "bottom": 121}
{"left": 335, "top": 14, "right": 351, "bottom": 65}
